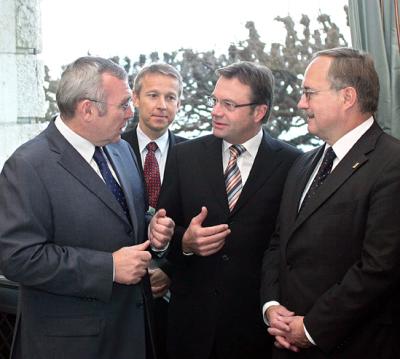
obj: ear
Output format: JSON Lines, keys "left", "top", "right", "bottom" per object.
{"left": 77, "top": 99, "right": 95, "bottom": 122}
{"left": 132, "top": 92, "right": 140, "bottom": 107}
{"left": 342, "top": 87, "right": 357, "bottom": 110}
{"left": 254, "top": 104, "right": 268, "bottom": 124}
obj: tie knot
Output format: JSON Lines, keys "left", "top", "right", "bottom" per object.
{"left": 230, "top": 144, "right": 246, "bottom": 159}
{"left": 324, "top": 147, "right": 336, "bottom": 163}
{"left": 93, "top": 146, "right": 106, "bottom": 163}
{"left": 146, "top": 142, "right": 158, "bottom": 153}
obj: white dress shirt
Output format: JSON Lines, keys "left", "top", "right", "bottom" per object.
{"left": 222, "top": 128, "right": 263, "bottom": 185}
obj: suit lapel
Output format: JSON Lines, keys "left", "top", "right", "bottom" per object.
{"left": 230, "top": 130, "right": 284, "bottom": 215}
{"left": 47, "top": 122, "right": 132, "bottom": 227}
{"left": 202, "top": 136, "right": 230, "bottom": 215}
{"left": 290, "top": 122, "right": 383, "bottom": 236}
{"left": 105, "top": 146, "right": 139, "bottom": 238}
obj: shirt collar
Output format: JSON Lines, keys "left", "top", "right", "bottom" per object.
{"left": 223, "top": 128, "right": 263, "bottom": 158}
{"left": 331, "top": 117, "right": 374, "bottom": 161}
{"left": 55, "top": 115, "right": 96, "bottom": 162}
{"left": 137, "top": 124, "right": 170, "bottom": 155}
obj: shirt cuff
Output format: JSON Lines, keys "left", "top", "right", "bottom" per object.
{"left": 151, "top": 241, "right": 170, "bottom": 255}
{"left": 262, "top": 300, "right": 280, "bottom": 325}
{"left": 303, "top": 323, "right": 316, "bottom": 345}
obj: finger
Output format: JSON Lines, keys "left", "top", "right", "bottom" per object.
{"left": 191, "top": 206, "right": 208, "bottom": 226}
{"left": 200, "top": 224, "right": 230, "bottom": 237}
{"left": 197, "top": 240, "right": 225, "bottom": 256}
{"left": 133, "top": 240, "right": 150, "bottom": 251}
{"left": 275, "top": 335, "right": 292, "bottom": 350}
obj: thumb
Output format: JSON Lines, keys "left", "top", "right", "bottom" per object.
{"left": 133, "top": 240, "right": 151, "bottom": 251}
{"left": 191, "top": 206, "right": 208, "bottom": 226}
{"left": 154, "top": 208, "right": 166, "bottom": 219}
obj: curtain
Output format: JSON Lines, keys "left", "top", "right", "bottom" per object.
{"left": 348, "top": 0, "right": 400, "bottom": 137}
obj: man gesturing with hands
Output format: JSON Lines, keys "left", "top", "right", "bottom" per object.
{"left": 158, "top": 61, "right": 300, "bottom": 359}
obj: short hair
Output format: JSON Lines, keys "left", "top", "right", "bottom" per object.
{"left": 133, "top": 63, "right": 183, "bottom": 97}
{"left": 313, "top": 47, "right": 379, "bottom": 114}
{"left": 216, "top": 61, "right": 274, "bottom": 122}
{"left": 56, "top": 56, "right": 128, "bottom": 118}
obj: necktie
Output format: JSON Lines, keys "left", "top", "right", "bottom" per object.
{"left": 143, "top": 142, "right": 161, "bottom": 208}
{"left": 93, "top": 146, "right": 130, "bottom": 218}
{"left": 225, "top": 144, "right": 246, "bottom": 212}
{"left": 300, "top": 147, "right": 336, "bottom": 210}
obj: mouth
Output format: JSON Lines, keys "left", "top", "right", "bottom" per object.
{"left": 212, "top": 120, "right": 227, "bottom": 129}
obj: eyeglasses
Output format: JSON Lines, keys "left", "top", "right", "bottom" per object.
{"left": 207, "top": 96, "right": 261, "bottom": 112}
{"left": 299, "top": 88, "right": 334, "bottom": 101}
{"left": 87, "top": 98, "right": 133, "bottom": 112}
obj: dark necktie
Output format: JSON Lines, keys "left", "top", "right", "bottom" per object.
{"left": 225, "top": 144, "right": 246, "bottom": 212}
{"left": 300, "top": 147, "right": 336, "bottom": 210}
{"left": 143, "top": 142, "right": 161, "bottom": 208}
{"left": 93, "top": 146, "right": 130, "bottom": 218}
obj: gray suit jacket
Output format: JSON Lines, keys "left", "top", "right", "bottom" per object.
{"left": 0, "top": 121, "right": 154, "bottom": 359}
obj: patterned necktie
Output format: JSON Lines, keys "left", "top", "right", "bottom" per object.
{"left": 225, "top": 144, "right": 246, "bottom": 212}
{"left": 300, "top": 147, "right": 336, "bottom": 210}
{"left": 143, "top": 142, "right": 161, "bottom": 208}
{"left": 93, "top": 146, "right": 130, "bottom": 218}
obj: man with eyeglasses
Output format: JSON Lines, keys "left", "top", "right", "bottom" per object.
{"left": 122, "top": 63, "right": 186, "bottom": 359}
{"left": 0, "top": 56, "right": 175, "bottom": 359}
{"left": 157, "top": 61, "right": 301, "bottom": 359}
{"left": 261, "top": 47, "right": 400, "bottom": 358}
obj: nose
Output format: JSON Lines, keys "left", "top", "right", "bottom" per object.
{"left": 211, "top": 101, "right": 224, "bottom": 117}
{"left": 157, "top": 96, "right": 167, "bottom": 109}
{"left": 297, "top": 94, "right": 308, "bottom": 110}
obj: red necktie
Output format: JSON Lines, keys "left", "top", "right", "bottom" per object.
{"left": 143, "top": 142, "right": 161, "bottom": 208}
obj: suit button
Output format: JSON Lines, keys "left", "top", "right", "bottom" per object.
{"left": 222, "top": 254, "right": 230, "bottom": 261}
{"left": 287, "top": 263, "right": 292, "bottom": 271}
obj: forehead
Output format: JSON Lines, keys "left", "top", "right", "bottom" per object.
{"left": 303, "top": 56, "right": 332, "bottom": 87}
{"left": 102, "top": 73, "right": 131, "bottom": 99}
{"left": 213, "top": 76, "right": 252, "bottom": 101}
{"left": 140, "top": 73, "right": 180, "bottom": 94}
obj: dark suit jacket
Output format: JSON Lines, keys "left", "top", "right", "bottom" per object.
{"left": 157, "top": 130, "right": 301, "bottom": 359}
{"left": 261, "top": 122, "right": 400, "bottom": 359}
{"left": 122, "top": 126, "right": 186, "bottom": 278}
{"left": 0, "top": 121, "right": 154, "bottom": 359}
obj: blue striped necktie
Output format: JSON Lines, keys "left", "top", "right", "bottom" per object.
{"left": 225, "top": 144, "right": 246, "bottom": 211}
{"left": 93, "top": 146, "right": 130, "bottom": 219}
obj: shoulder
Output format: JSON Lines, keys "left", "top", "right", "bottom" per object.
{"left": 262, "top": 131, "right": 302, "bottom": 160}
{"left": 121, "top": 126, "right": 137, "bottom": 143}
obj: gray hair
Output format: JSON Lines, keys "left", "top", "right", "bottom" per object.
{"left": 313, "top": 47, "right": 379, "bottom": 114}
{"left": 56, "top": 56, "right": 128, "bottom": 118}
{"left": 133, "top": 63, "right": 183, "bottom": 97}
{"left": 216, "top": 61, "right": 274, "bottom": 122}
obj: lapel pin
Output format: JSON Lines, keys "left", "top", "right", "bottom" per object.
{"left": 352, "top": 162, "right": 360, "bottom": 169}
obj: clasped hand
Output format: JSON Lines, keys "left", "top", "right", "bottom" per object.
{"left": 266, "top": 305, "right": 312, "bottom": 352}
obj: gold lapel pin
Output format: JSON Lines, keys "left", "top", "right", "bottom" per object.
{"left": 352, "top": 162, "right": 360, "bottom": 169}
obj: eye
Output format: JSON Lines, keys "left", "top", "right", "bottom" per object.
{"left": 167, "top": 95, "right": 177, "bottom": 102}
{"left": 147, "top": 93, "right": 158, "bottom": 99}
{"left": 222, "top": 100, "right": 236, "bottom": 111}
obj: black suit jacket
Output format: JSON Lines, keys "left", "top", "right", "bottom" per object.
{"left": 122, "top": 126, "right": 186, "bottom": 276}
{"left": 0, "top": 121, "right": 154, "bottom": 359}
{"left": 261, "top": 122, "right": 400, "bottom": 359}
{"left": 157, "top": 130, "right": 301, "bottom": 359}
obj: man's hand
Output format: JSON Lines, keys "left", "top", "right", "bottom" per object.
{"left": 149, "top": 268, "right": 171, "bottom": 298}
{"left": 182, "top": 207, "right": 231, "bottom": 256}
{"left": 266, "top": 305, "right": 300, "bottom": 353}
{"left": 285, "top": 316, "right": 312, "bottom": 349}
{"left": 112, "top": 240, "right": 152, "bottom": 284}
{"left": 149, "top": 209, "right": 175, "bottom": 250}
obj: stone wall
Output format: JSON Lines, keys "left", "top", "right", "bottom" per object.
{"left": 0, "top": 0, "right": 46, "bottom": 169}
